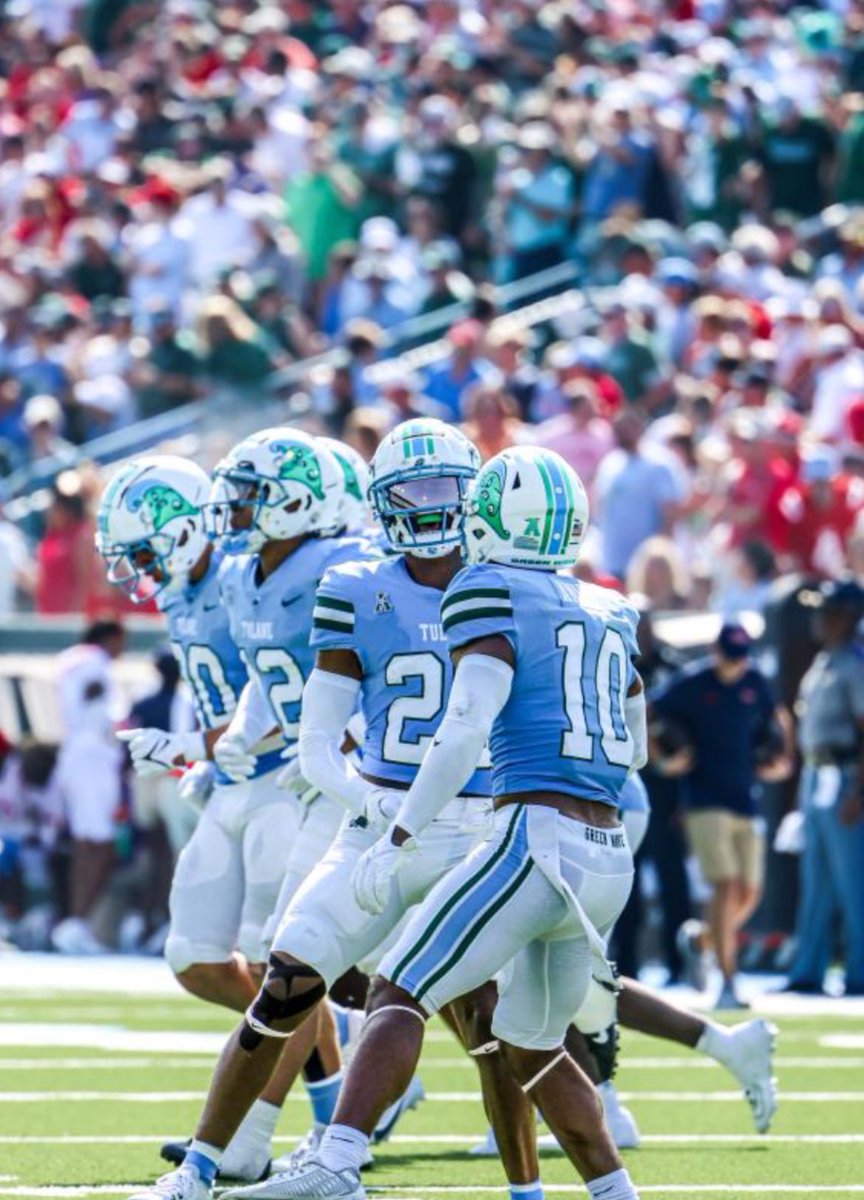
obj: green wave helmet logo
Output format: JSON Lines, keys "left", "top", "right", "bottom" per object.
{"left": 334, "top": 452, "right": 363, "bottom": 501}
{"left": 274, "top": 443, "right": 325, "bottom": 500}
{"left": 128, "top": 481, "right": 198, "bottom": 532}
{"left": 474, "top": 463, "right": 510, "bottom": 541}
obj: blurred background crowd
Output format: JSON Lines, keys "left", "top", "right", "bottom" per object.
{"left": 0, "top": 0, "right": 863, "bottom": 995}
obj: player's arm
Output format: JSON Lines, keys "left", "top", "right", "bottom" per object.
{"left": 297, "top": 648, "right": 376, "bottom": 816}
{"left": 389, "top": 635, "right": 515, "bottom": 845}
{"left": 625, "top": 673, "right": 648, "bottom": 773}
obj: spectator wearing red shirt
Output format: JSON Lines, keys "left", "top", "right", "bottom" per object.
{"left": 776, "top": 448, "right": 864, "bottom": 577}
{"left": 719, "top": 414, "right": 795, "bottom": 552}
{"left": 35, "top": 484, "right": 97, "bottom": 615}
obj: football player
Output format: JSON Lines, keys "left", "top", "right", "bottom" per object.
{"left": 232, "top": 445, "right": 645, "bottom": 1200}
{"left": 127, "top": 420, "right": 540, "bottom": 1200}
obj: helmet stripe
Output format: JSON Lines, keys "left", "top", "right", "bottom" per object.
{"left": 556, "top": 455, "right": 576, "bottom": 550}
{"left": 539, "top": 455, "right": 572, "bottom": 558}
{"left": 537, "top": 459, "right": 555, "bottom": 555}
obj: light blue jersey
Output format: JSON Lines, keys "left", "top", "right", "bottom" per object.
{"left": 219, "top": 535, "right": 380, "bottom": 746}
{"left": 160, "top": 549, "right": 284, "bottom": 785}
{"left": 442, "top": 565, "right": 639, "bottom": 806}
{"left": 310, "top": 556, "right": 491, "bottom": 796}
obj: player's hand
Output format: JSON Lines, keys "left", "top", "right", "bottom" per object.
{"left": 177, "top": 761, "right": 215, "bottom": 805}
{"left": 117, "top": 728, "right": 205, "bottom": 777}
{"left": 361, "top": 785, "right": 400, "bottom": 830}
{"left": 352, "top": 825, "right": 417, "bottom": 915}
{"left": 213, "top": 732, "right": 257, "bottom": 782}
{"left": 276, "top": 743, "right": 320, "bottom": 804}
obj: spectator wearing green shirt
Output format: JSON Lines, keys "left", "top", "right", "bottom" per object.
{"left": 600, "top": 302, "right": 665, "bottom": 407}
{"left": 129, "top": 308, "right": 202, "bottom": 420}
{"left": 285, "top": 137, "right": 363, "bottom": 293}
{"left": 756, "top": 98, "right": 835, "bottom": 218}
{"left": 196, "top": 296, "right": 279, "bottom": 388}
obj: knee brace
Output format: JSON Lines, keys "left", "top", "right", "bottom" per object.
{"left": 240, "top": 956, "right": 326, "bottom": 1051}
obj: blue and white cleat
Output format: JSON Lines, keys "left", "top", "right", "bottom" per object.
{"left": 270, "top": 1127, "right": 372, "bottom": 1176}
{"left": 221, "top": 1161, "right": 365, "bottom": 1200}
{"left": 128, "top": 1167, "right": 212, "bottom": 1200}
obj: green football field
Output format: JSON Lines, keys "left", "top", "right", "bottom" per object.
{"left": 0, "top": 971, "right": 863, "bottom": 1199}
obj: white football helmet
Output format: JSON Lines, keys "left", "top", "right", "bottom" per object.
{"left": 95, "top": 455, "right": 211, "bottom": 602}
{"left": 369, "top": 418, "right": 480, "bottom": 558}
{"left": 317, "top": 437, "right": 371, "bottom": 535}
{"left": 463, "top": 446, "right": 588, "bottom": 570}
{"left": 206, "top": 427, "right": 342, "bottom": 554}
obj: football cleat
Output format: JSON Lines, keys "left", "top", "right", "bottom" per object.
{"left": 715, "top": 981, "right": 750, "bottom": 1011}
{"left": 128, "top": 1167, "right": 211, "bottom": 1200}
{"left": 270, "top": 1129, "right": 373, "bottom": 1176}
{"left": 598, "top": 1080, "right": 641, "bottom": 1150}
{"left": 468, "top": 1127, "right": 499, "bottom": 1158}
{"left": 221, "top": 1161, "right": 365, "bottom": 1200}
{"left": 722, "top": 1018, "right": 779, "bottom": 1134}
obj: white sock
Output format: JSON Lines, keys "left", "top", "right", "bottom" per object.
{"left": 697, "top": 1021, "right": 733, "bottom": 1067}
{"left": 318, "top": 1123, "right": 370, "bottom": 1174}
{"left": 586, "top": 1167, "right": 639, "bottom": 1198}
{"left": 223, "top": 1099, "right": 280, "bottom": 1162}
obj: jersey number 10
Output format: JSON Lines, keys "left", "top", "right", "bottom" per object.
{"left": 557, "top": 623, "right": 633, "bottom": 768}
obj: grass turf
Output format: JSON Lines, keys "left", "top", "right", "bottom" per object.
{"left": 0, "top": 988, "right": 862, "bottom": 1198}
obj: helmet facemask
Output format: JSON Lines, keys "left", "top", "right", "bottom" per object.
{"left": 371, "top": 469, "right": 469, "bottom": 559}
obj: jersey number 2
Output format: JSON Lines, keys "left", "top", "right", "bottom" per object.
{"left": 557, "top": 623, "right": 633, "bottom": 767}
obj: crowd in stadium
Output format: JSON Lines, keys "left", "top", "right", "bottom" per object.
{"left": 0, "top": 0, "right": 863, "bottom": 1000}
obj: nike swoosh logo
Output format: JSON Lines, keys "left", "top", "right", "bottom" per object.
{"left": 281, "top": 595, "right": 301, "bottom": 608}
{"left": 203, "top": 602, "right": 220, "bottom": 612}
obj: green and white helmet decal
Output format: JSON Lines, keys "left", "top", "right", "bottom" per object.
{"left": 95, "top": 454, "right": 212, "bottom": 601}
{"left": 464, "top": 446, "right": 589, "bottom": 570}
{"left": 207, "top": 426, "right": 342, "bottom": 553}
{"left": 317, "top": 436, "right": 371, "bottom": 534}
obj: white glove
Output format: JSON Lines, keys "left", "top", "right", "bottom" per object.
{"left": 117, "top": 728, "right": 206, "bottom": 777}
{"left": 213, "top": 731, "right": 257, "bottom": 783}
{"left": 361, "top": 786, "right": 401, "bottom": 831}
{"left": 352, "top": 825, "right": 417, "bottom": 916}
{"left": 277, "top": 743, "right": 320, "bottom": 804}
{"left": 177, "top": 761, "right": 216, "bottom": 805}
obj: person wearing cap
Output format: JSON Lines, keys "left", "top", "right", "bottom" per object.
{"left": 534, "top": 379, "right": 614, "bottom": 490}
{"left": 650, "top": 623, "right": 792, "bottom": 1008}
{"left": 421, "top": 318, "right": 496, "bottom": 421}
{"left": 786, "top": 581, "right": 864, "bottom": 995}
{"left": 499, "top": 122, "right": 576, "bottom": 282}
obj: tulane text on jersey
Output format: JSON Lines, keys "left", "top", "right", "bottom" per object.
{"left": 218, "top": 535, "right": 381, "bottom": 745}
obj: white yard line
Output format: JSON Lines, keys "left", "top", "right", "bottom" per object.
{"left": 2, "top": 1133, "right": 864, "bottom": 1148}
{"left": 1, "top": 1054, "right": 861, "bottom": 1072}
{"left": 0, "top": 1059, "right": 219, "bottom": 1071}
{"left": 4, "top": 1186, "right": 864, "bottom": 1198}
{"left": 2, "top": 1089, "right": 864, "bottom": 1102}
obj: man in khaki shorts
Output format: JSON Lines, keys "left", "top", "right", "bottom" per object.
{"left": 650, "top": 624, "right": 792, "bottom": 1009}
